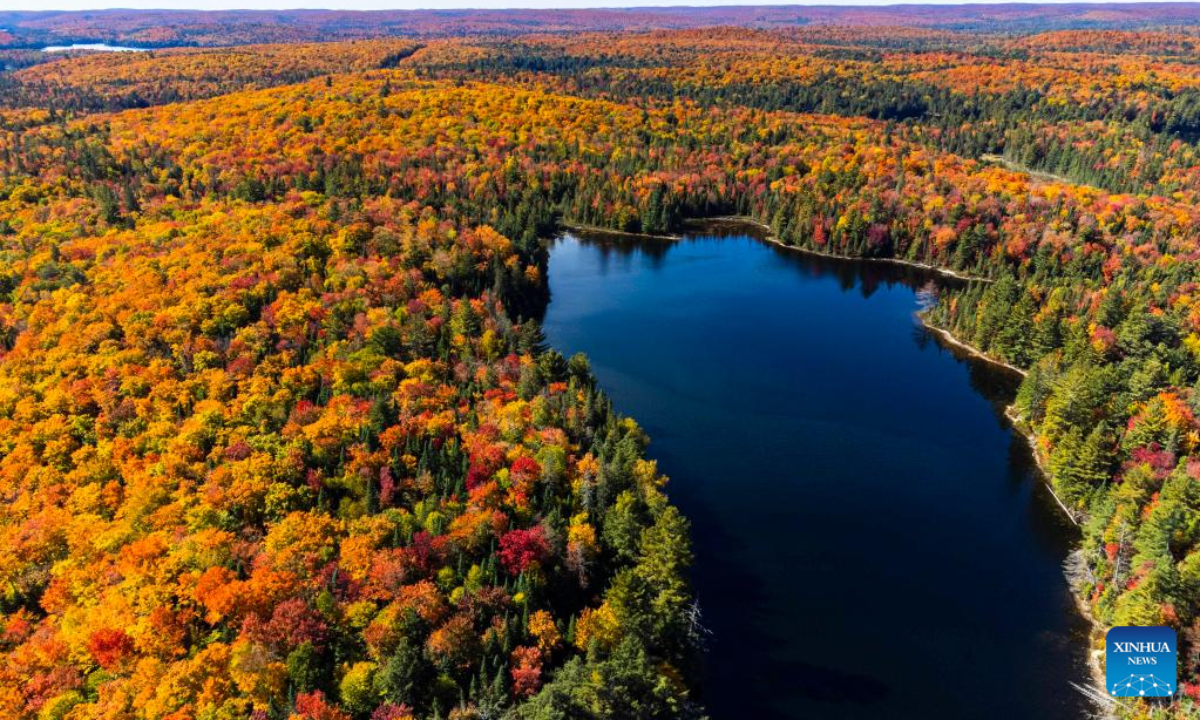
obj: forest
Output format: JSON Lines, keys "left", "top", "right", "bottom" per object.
{"left": 5, "top": 5, "right": 1200, "bottom": 720}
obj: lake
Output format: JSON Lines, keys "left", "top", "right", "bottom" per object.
{"left": 42, "top": 43, "right": 148, "bottom": 53}
{"left": 541, "top": 223, "right": 1094, "bottom": 719}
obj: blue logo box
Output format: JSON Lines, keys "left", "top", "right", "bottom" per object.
{"left": 1106, "top": 626, "right": 1176, "bottom": 698}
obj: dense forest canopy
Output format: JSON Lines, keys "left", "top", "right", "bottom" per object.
{"left": 5, "top": 7, "right": 1200, "bottom": 720}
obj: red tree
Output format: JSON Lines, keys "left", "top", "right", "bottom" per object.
{"left": 510, "top": 645, "right": 543, "bottom": 698}
{"left": 88, "top": 628, "right": 135, "bottom": 669}
{"left": 498, "top": 526, "right": 550, "bottom": 575}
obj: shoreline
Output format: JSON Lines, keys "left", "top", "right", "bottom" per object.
{"left": 744, "top": 216, "right": 1116, "bottom": 716}
{"left": 560, "top": 220, "right": 681, "bottom": 241}
{"left": 919, "top": 320, "right": 1089, "bottom": 529}
{"left": 563, "top": 214, "right": 991, "bottom": 283}
{"left": 924, "top": 318, "right": 1115, "bottom": 711}
{"left": 557, "top": 214, "right": 1116, "bottom": 715}
{"left": 921, "top": 322, "right": 1027, "bottom": 377}
{"left": 559, "top": 214, "right": 1088, "bottom": 531}
{"left": 702, "top": 216, "right": 992, "bottom": 284}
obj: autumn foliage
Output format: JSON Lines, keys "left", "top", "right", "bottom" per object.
{"left": 5, "top": 11, "right": 1200, "bottom": 720}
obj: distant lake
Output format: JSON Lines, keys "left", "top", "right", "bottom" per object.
{"left": 42, "top": 43, "right": 148, "bottom": 53}
{"left": 541, "top": 223, "right": 1094, "bottom": 719}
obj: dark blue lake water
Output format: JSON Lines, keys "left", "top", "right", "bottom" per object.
{"left": 541, "top": 224, "right": 1093, "bottom": 719}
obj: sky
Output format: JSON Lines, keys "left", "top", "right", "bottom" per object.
{"left": 4, "top": 0, "right": 1192, "bottom": 10}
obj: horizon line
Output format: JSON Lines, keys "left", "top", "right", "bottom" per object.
{"left": 14, "top": 0, "right": 1200, "bottom": 13}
